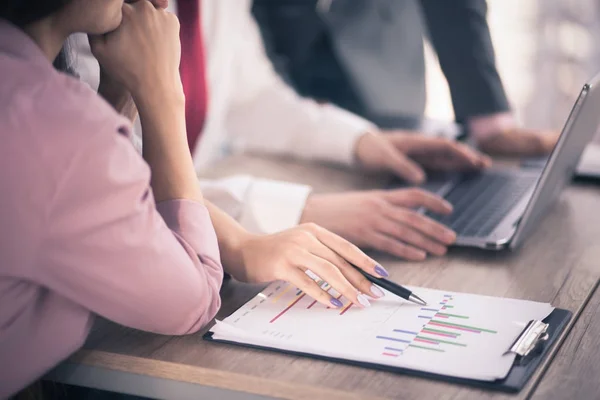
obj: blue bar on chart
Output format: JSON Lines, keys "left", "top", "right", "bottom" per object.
{"left": 393, "top": 329, "right": 418, "bottom": 335}
{"left": 384, "top": 347, "right": 404, "bottom": 352}
{"left": 376, "top": 336, "right": 411, "bottom": 343}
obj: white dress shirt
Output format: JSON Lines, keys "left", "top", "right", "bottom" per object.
{"left": 72, "top": 0, "right": 375, "bottom": 234}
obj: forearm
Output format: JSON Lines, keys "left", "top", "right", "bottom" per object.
{"left": 98, "top": 69, "right": 138, "bottom": 122}
{"left": 134, "top": 86, "right": 202, "bottom": 203}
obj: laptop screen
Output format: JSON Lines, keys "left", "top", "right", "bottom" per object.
{"left": 510, "top": 72, "right": 600, "bottom": 249}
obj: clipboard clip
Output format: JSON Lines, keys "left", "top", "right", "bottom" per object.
{"left": 505, "top": 320, "right": 550, "bottom": 361}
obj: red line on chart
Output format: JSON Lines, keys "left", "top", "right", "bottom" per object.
{"left": 270, "top": 294, "right": 306, "bottom": 323}
{"left": 307, "top": 300, "right": 317, "bottom": 309}
{"left": 308, "top": 283, "right": 331, "bottom": 309}
{"left": 339, "top": 302, "right": 353, "bottom": 315}
{"left": 435, "top": 314, "right": 449, "bottom": 318}
{"left": 382, "top": 352, "right": 399, "bottom": 357}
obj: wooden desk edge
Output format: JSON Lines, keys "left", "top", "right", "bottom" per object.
{"left": 48, "top": 350, "right": 385, "bottom": 400}
{"left": 522, "top": 276, "right": 600, "bottom": 399}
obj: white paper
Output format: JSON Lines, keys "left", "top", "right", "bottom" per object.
{"left": 210, "top": 282, "right": 554, "bottom": 381}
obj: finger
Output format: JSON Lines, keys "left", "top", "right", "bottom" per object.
{"left": 295, "top": 251, "right": 369, "bottom": 308}
{"left": 385, "top": 188, "right": 452, "bottom": 215}
{"left": 433, "top": 140, "right": 486, "bottom": 168}
{"left": 284, "top": 268, "right": 341, "bottom": 308}
{"left": 151, "top": 0, "right": 169, "bottom": 8}
{"left": 375, "top": 217, "right": 448, "bottom": 256}
{"left": 387, "top": 208, "right": 456, "bottom": 245}
{"left": 308, "top": 242, "right": 384, "bottom": 300}
{"left": 382, "top": 144, "right": 425, "bottom": 184}
{"left": 480, "top": 153, "right": 493, "bottom": 168}
{"left": 401, "top": 136, "right": 487, "bottom": 168}
{"left": 367, "top": 231, "right": 428, "bottom": 261}
{"left": 303, "top": 224, "right": 389, "bottom": 278}
{"left": 540, "top": 134, "right": 558, "bottom": 154}
{"left": 525, "top": 131, "right": 559, "bottom": 155}
{"left": 126, "top": 0, "right": 168, "bottom": 7}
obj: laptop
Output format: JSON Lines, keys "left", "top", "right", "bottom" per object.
{"left": 390, "top": 72, "right": 600, "bottom": 250}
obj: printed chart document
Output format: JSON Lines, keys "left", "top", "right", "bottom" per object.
{"left": 208, "top": 282, "right": 554, "bottom": 381}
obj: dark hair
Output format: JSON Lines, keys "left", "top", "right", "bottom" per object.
{"left": 0, "top": 0, "right": 75, "bottom": 74}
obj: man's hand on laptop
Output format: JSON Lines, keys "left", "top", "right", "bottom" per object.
{"left": 468, "top": 112, "right": 559, "bottom": 157}
{"left": 299, "top": 189, "right": 457, "bottom": 261}
{"left": 476, "top": 128, "right": 559, "bottom": 157}
{"left": 354, "top": 131, "right": 492, "bottom": 184}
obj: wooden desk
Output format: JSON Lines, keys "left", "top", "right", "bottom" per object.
{"left": 47, "top": 156, "right": 600, "bottom": 400}
{"left": 531, "top": 280, "right": 600, "bottom": 400}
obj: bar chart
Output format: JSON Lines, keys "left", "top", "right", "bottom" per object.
{"left": 214, "top": 282, "right": 554, "bottom": 380}
{"left": 375, "top": 294, "right": 498, "bottom": 358}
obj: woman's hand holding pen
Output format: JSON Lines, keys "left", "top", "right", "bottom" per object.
{"left": 239, "top": 224, "right": 388, "bottom": 309}
{"left": 220, "top": 221, "right": 388, "bottom": 309}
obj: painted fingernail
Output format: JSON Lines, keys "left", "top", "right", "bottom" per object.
{"left": 330, "top": 298, "right": 343, "bottom": 308}
{"left": 357, "top": 293, "right": 371, "bottom": 307}
{"left": 374, "top": 265, "right": 389, "bottom": 277}
{"left": 370, "top": 285, "right": 385, "bottom": 298}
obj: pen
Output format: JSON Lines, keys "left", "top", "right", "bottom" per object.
{"left": 354, "top": 266, "right": 427, "bottom": 306}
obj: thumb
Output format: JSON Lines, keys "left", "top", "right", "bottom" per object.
{"left": 385, "top": 146, "right": 426, "bottom": 184}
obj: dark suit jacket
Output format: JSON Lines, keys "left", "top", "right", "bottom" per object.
{"left": 252, "top": 0, "right": 511, "bottom": 129}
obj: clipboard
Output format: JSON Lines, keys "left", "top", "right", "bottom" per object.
{"left": 203, "top": 308, "right": 571, "bottom": 393}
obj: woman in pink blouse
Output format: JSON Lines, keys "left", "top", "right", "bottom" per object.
{"left": 0, "top": 0, "right": 389, "bottom": 396}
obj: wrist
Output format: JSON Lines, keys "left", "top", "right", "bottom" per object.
{"left": 127, "top": 69, "right": 185, "bottom": 105}
{"left": 353, "top": 130, "right": 379, "bottom": 166}
{"left": 468, "top": 112, "right": 516, "bottom": 142}
{"left": 221, "top": 228, "right": 257, "bottom": 280}
{"left": 132, "top": 83, "right": 185, "bottom": 113}
{"left": 204, "top": 201, "right": 259, "bottom": 281}
{"left": 299, "top": 195, "right": 315, "bottom": 224}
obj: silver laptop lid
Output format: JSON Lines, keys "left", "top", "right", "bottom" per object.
{"left": 509, "top": 72, "right": 600, "bottom": 250}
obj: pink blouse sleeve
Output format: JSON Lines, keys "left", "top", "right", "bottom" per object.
{"left": 35, "top": 126, "right": 223, "bottom": 335}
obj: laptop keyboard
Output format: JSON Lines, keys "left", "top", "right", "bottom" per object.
{"left": 426, "top": 172, "right": 539, "bottom": 238}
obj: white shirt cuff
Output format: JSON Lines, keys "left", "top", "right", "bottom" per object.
{"left": 239, "top": 178, "right": 311, "bottom": 234}
{"left": 200, "top": 175, "right": 311, "bottom": 235}
{"left": 316, "top": 104, "right": 377, "bottom": 166}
